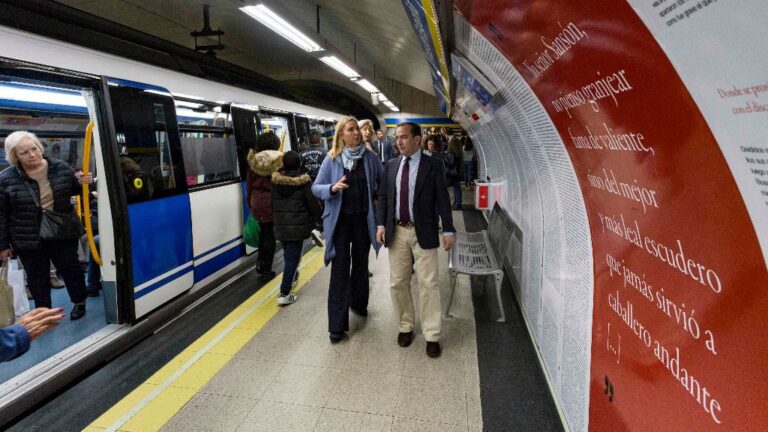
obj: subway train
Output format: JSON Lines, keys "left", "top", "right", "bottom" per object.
{"left": 0, "top": 26, "right": 339, "bottom": 419}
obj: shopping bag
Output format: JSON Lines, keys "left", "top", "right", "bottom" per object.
{"left": 9, "top": 260, "right": 29, "bottom": 317}
{"left": 243, "top": 215, "right": 261, "bottom": 247}
{"left": 0, "top": 263, "right": 15, "bottom": 327}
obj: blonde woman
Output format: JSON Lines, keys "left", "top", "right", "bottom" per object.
{"left": 312, "top": 116, "right": 383, "bottom": 342}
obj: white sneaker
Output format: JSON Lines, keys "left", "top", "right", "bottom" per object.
{"left": 292, "top": 270, "right": 300, "bottom": 288}
{"left": 310, "top": 230, "right": 325, "bottom": 247}
{"left": 277, "top": 293, "right": 298, "bottom": 305}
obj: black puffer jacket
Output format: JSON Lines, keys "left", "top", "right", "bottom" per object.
{"left": 271, "top": 170, "right": 321, "bottom": 241}
{"left": 0, "top": 158, "right": 81, "bottom": 251}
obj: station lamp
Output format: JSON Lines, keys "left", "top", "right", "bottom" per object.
{"left": 240, "top": 4, "right": 324, "bottom": 52}
{"left": 319, "top": 56, "right": 361, "bottom": 79}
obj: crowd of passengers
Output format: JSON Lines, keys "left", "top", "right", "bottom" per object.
{"left": 2, "top": 119, "right": 475, "bottom": 361}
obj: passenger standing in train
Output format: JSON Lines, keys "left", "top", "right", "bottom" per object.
{"left": 271, "top": 151, "right": 322, "bottom": 306}
{"left": 246, "top": 132, "right": 283, "bottom": 283}
{"left": 0, "top": 131, "right": 93, "bottom": 320}
{"left": 85, "top": 188, "right": 101, "bottom": 297}
{"left": 445, "top": 136, "right": 463, "bottom": 210}
{"left": 312, "top": 116, "right": 383, "bottom": 343}
{"left": 376, "top": 122, "right": 455, "bottom": 358}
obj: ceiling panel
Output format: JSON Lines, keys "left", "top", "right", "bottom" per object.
{"left": 56, "top": 0, "right": 438, "bottom": 100}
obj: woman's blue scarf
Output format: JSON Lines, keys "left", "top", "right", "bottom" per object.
{"left": 341, "top": 145, "right": 365, "bottom": 171}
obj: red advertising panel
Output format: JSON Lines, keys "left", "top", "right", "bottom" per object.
{"left": 476, "top": 183, "right": 490, "bottom": 209}
{"left": 455, "top": 1, "right": 768, "bottom": 431}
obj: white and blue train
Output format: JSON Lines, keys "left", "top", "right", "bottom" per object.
{"left": 0, "top": 25, "right": 339, "bottom": 418}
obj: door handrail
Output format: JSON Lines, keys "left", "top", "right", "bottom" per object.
{"left": 82, "top": 121, "right": 102, "bottom": 265}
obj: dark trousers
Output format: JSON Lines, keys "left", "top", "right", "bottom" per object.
{"left": 452, "top": 179, "right": 462, "bottom": 206}
{"left": 279, "top": 240, "right": 302, "bottom": 296}
{"left": 257, "top": 222, "right": 276, "bottom": 274}
{"left": 87, "top": 235, "right": 101, "bottom": 292}
{"left": 328, "top": 212, "right": 370, "bottom": 333}
{"left": 17, "top": 239, "right": 87, "bottom": 309}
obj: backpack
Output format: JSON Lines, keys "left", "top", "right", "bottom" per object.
{"left": 444, "top": 152, "right": 458, "bottom": 177}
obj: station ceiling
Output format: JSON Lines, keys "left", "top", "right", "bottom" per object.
{"left": 56, "top": 0, "right": 439, "bottom": 108}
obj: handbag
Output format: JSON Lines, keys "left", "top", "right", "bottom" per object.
{"left": 243, "top": 214, "right": 261, "bottom": 247}
{"left": 21, "top": 176, "right": 85, "bottom": 240}
{"left": 0, "top": 263, "right": 15, "bottom": 327}
{"left": 8, "top": 259, "right": 29, "bottom": 317}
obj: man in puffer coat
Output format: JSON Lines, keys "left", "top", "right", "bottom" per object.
{"left": 271, "top": 151, "right": 321, "bottom": 305}
{"left": 246, "top": 132, "right": 282, "bottom": 282}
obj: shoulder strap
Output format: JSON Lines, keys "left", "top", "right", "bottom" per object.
{"left": 17, "top": 167, "right": 41, "bottom": 208}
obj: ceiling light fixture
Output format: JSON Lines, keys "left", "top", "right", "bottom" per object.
{"left": 0, "top": 84, "right": 86, "bottom": 107}
{"left": 319, "top": 56, "right": 360, "bottom": 79}
{"left": 354, "top": 79, "right": 380, "bottom": 94}
{"left": 383, "top": 101, "right": 400, "bottom": 112}
{"left": 240, "top": 5, "right": 323, "bottom": 52}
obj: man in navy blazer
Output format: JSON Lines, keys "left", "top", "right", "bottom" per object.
{"left": 375, "top": 129, "right": 396, "bottom": 163}
{"left": 376, "top": 122, "right": 454, "bottom": 358}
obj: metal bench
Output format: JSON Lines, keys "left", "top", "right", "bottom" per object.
{"left": 446, "top": 209, "right": 506, "bottom": 322}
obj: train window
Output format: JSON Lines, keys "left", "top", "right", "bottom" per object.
{"left": 257, "top": 112, "right": 293, "bottom": 151}
{"left": 180, "top": 132, "right": 238, "bottom": 187}
{"left": 309, "top": 118, "right": 328, "bottom": 150}
{"left": 174, "top": 101, "right": 238, "bottom": 187}
{"left": 109, "top": 86, "right": 187, "bottom": 203}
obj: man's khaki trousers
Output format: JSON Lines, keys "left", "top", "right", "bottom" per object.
{"left": 389, "top": 225, "right": 441, "bottom": 342}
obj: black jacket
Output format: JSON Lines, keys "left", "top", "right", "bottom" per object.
{"left": 377, "top": 153, "right": 455, "bottom": 249}
{"left": 271, "top": 170, "right": 322, "bottom": 241}
{"left": 0, "top": 158, "right": 81, "bottom": 251}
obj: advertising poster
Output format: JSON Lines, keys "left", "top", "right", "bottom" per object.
{"left": 454, "top": 0, "right": 768, "bottom": 431}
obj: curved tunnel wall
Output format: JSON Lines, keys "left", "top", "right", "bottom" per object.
{"left": 450, "top": 1, "right": 768, "bottom": 431}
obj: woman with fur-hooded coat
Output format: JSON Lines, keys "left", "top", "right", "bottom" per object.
{"left": 246, "top": 132, "right": 282, "bottom": 281}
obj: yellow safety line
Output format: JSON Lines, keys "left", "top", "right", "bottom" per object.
{"left": 84, "top": 248, "right": 325, "bottom": 432}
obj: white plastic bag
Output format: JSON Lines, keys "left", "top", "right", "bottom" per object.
{"left": 9, "top": 259, "right": 29, "bottom": 317}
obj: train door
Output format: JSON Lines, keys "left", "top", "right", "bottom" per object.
{"left": 0, "top": 62, "right": 122, "bottom": 384}
{"left": 324, "top": 120, "right": 336, "bottom": 150}
{"left": 231, "top": 104, "right": 260, "bottom": 255}
{"left": 293, "top": 114, "right": 310, "bottom": 152}
{"left": 257, "top": 108, "right": 296, "bottom": 151}
{"left": 104, "top": 79, "right": 193, "bottom": 319}
{"left": 175, "top": 99, "right": 245, "bottom": 286}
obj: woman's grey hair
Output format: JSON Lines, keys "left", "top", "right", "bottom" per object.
{"left": 357, "top": 119, "right": 374, "bottom": 134}
{"left": 4, "top": 131, "right": 45, "bottom": 165}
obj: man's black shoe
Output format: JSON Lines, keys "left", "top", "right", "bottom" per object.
{"left": 70, "top": 304, "right": 86, "bottom": 320}
{"left": 397, "top": 331, "right": 414, "bottom": 347}
{"left": 259, "top": 271, "right": 276, "bottom": 282}
{"left": 367, "top": 270, "right": 373, "bottom": 278}
{"left": 426, "top": 341, "right": 442, "bottom": 358}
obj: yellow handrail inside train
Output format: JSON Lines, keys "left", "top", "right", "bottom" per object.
{"left": 279, "top": 131, "right": 286, "bottom": 152}
{"left": 82, "top": 121, "right": 102, "bottom": 265}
